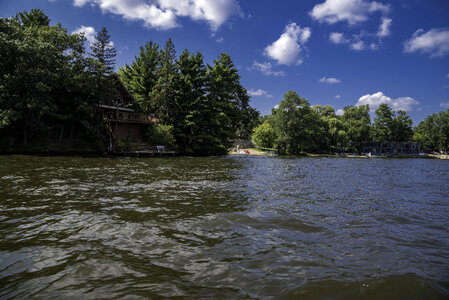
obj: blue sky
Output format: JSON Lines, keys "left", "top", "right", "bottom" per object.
{"left": 1, "top": 0, "right": 449, "bottom": 123}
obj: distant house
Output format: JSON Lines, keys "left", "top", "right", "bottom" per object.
{"left": 362, "top": 141, "right": 420, "bottom": 155}
{"left": 99, "top": 75, "right": 159, "bottom": 152}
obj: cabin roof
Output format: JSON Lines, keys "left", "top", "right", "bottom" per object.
{"left": 98, "top": 104, "right": 135, "bottom": 112}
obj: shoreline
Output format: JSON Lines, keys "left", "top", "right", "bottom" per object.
{"left": 228, "top": 148, "right": 440, "bottom": 159}
{"left": 0, "top": 148, "right": 444, "bottom": 159}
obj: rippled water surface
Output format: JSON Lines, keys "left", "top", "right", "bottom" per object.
{"left": 1, "top": 155, "right": 449, "bottom": 299}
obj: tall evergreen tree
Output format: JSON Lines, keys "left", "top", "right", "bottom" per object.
{"left": 151, "top": 38, "right": 177, "bottom": 123}
{"left": 173, "top": 49, "right": 208, "bottom": 153}
{"left": 90, "top": 27, "right": 116, "bottom": 75}
{"left": 205, "top": 53, "right": 242, "bottom": 152}
{"left": 18, "top": 8, "right": 50, "bottom": 27}
{"left": 118, "top": 41, "right": 160, "bottom": 113}
{"left": 90, "top": 27, "right": 117, "bottom": 106}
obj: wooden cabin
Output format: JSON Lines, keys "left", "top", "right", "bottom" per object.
{"left": 99, "top": 75, "right": 159, "bottom": 152}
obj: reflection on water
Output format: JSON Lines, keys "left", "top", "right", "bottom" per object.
{"left": 1, "top": 155, "right": 449, "bottom": 299}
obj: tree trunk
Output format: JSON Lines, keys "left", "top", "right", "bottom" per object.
{"left": 59, "top": 125, "right": 64, "bottom": 142}
{"left": 23, "top": 125, "right": 28, "bottom": 145}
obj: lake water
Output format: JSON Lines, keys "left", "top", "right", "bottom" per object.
{"left": 1, "top": 155, "right": 449, "bottom": 299}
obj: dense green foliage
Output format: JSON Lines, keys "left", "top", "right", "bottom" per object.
{"left": 120, "top": 42, "right": 259, "bottom": 155}
{"left": 252, "top": 122, "right": 276, "bottom": 149}
{"left": 414, "top": 110, "right": 449, "bottom": 152}
{"left": 342, "top": 105, "right": 371, "bottom": 152}
{"left": 2, "top": 8, "right": 448, "bottom": 155}
{"left": 251, "top": 91, "right": 441, "bottom": 155}
{"left": 0, "top": 9, "right": 99, "bottom": 149}
{"left": 0, "top": 9, "right": 258, "bottom": 155}
{"left": 372, "top": 104, "right": 413, "bottom": 142}
{"left": 118, "top": 41, "right": 159, "bottom": 113}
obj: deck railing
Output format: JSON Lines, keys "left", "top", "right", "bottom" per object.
{"left": 103, "top": 111, "right": 159, "bottom": 124}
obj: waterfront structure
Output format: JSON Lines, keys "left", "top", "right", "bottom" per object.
{"left": 99, "top": 76, "right": 159, "bottom": 152}
{"left": 362, "top": 141, "right": 420, "bottom": 155}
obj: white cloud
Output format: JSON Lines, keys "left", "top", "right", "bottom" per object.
{"left": 404, "top": 28, "right": 449, "bottom": 57}
{"left": 369, "top": 43, "right": 379, "bottom": 50}
{"left": 329, "top": 32, "right": 349, "bottom": 44}
{"left": 447, "top": 73, "right": 449, "bottom": 78}
{"left": 356, "top": 92, "right": 419, "bottom": 112}
{"left": 378, "top": 17, "right": 392, "bottom": 37}
{"left": 335, "top": 94, "right": 341, "bottom": 99}
{"left": 72, "top": 25, "right": 96, "bottom": 45}
{"left": 72, "top": 25, "right": 115, "bottom": 47}
{"left": 72, "top": 0, "right": 240, "bottom": 31}
{"left": 252, "top": 61, "right": 285, "bottom": 76}
{"left": 319, "top": 77, "right": 341, "bottom": 83}
{"left": 440, "top": 101, "right": 449, "bottom": 109}
{"left": 248, "top": 88, "right": 273, "bottom": 98}
{"left": 309, "top": 0, "right": 390, "bottom": 25}
{"left": 264, "top": 23, "right": 311, "bottom": 65}
{"left": 216, "top": 37, "right": 224, "bottom": 43}
{"left": 336, "top": 108, "right": 344, "bottom": 115}
{"left": 350, "top": 40, "right": 365, "bottom": 50}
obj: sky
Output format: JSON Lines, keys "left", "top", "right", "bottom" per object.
{"left": 1, "top": 0, "right": 449, "bottom": 123}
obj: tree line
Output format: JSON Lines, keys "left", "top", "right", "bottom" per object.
{"left": 0, "top": 9, "right": 258, "bottom": 154}
{"left": 1, "top": 9, "right": 448, "bottom": 155}
{"left": 252, "top": 91, "right": 449, "bottom": 154}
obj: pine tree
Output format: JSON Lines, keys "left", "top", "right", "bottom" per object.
{"left": 118, "top": 41, "right": 159, "bottom": 113}
{"left": 173, "top": 50, "right": 207, "bottom": 153}
{"left": 151, "top": 38, "right": 177, "bottom": 123}
{"left": 18, "top": 8, "right": 50, "bottom": 27}
{"left": 90, "top": 27, "right": 117, "bottom": 105}
{"left": 90, "top": 27, "right": 116, "bottom": 75}
{"left": 205, "top": 53, "right": 242, "bottom": 152}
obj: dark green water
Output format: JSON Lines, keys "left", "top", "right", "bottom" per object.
{"left": 1, "top": 155, "right": 449, "bottom": 299}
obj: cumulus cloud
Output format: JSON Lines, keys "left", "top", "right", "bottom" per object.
{"left": 264, "top": 23, "right": 311, "bottom": 65}
{"left": 319, "top": 77, "right": 341, "bottom": 83}
{"left": 356, "top": 92, "right": 419, "bottom": 112}
{"left": 404, "top": 28, "right": 449, "bottom": 57}
{"left": 72, "top": 25, "right": 97, "bottom": 45}
{"left": 314, "top": 1, "right": 392, "bottom": 52}
{"left": 72, "top": 0, "right": 240, "bottom": 31}
{"left": 440, "top": 101, "right": 449, "bottom": 109}
{"left": 248, "top": 88, "right": 273, "bottom": 98}
{"left": 335, "top": 94, "right": 341, "bottom": 99}
{"left": 336, "top": 108, "right": 344, "bottom": 115}
{"left": 329, "top": 32, "right": 349, "bottom": 44}
{"left": 309, "top": 0, "right": 390, "bottom": 25}
{"left": 252, "top": 60, "right": 285, "bottom": 76}
{"left": 350, "top": 40, "right": 365, "bottom": 50}
{"left": 378, "top": 17, "right": 392, "bottom": 37}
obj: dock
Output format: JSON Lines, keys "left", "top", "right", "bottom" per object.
{"left": 114, "top": 146, "right": 176, "bottom": 157}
